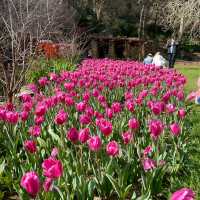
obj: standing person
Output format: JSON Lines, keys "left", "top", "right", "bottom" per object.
{"left": 143, "top": 53, "right": 153, "bottom": 65}
{"left": 167, "top": 38, "right": 178, "bottom": 68}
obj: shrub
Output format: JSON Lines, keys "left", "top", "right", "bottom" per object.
{"left": 26, "top": 57, "right": 77, "bottom": 83}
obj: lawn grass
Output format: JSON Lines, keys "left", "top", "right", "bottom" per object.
{"left": 176, "top": 64, "right": 200, "bottom": 93}
{"left": 175, "top": 64, "right": 200, "bottom": 199}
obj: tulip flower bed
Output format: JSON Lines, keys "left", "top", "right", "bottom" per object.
{"left": 0, "top": 59, "right": 195, "bottom": 199}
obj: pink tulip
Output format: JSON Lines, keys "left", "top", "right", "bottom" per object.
{"left": 186, "top": 92, "right": 196, "bottom": 101}
{"left": 142, "top": 158, "right": 156, "bottom": 171}
{"left": 143, "top": 146, "right": 153, "bottom": 157}
{"left": 176, "top": 91, "right": 184, "bottom": 101}
{"left": 5, "top": 102, "right": 14, "bottom": 111}
{"left": 106, "top": 108, "right": 113, "bottom": 119}
{"left": 27, "top": 83, "right": 38, "bottom": 93}
{"left": 79, "top": 114, "right": 91, "bottom": 125}
{"left": 51, "top": 147, "right": 59, "bottom": 158}
{"left": 149, "top": 120, "right": 163, "bottom": 139}
{"left": 85, "top": 106, "right": 94, "bottom": 116}
{"left": 0, "top": 109, "right": 6, "bottom": 121}
{"left": 76, "top": 101, "right": 86, "bottom": 112}
{"left": 20, "top": 94, "right": 32, "bottom": 103}
{"left": 79, "top": 128, "right": 90, "bottom": 143}
{"left": 64, "top": 96, "right": 74, "bottom": 106}
{"left": 94, "top": 111, "right": 104, "bottom": 119}
{"left": 170, "top": 123, "right": 181, "bottom": 136}
{"left": 67, "top": 128, "right": 79, "bottom": 143}
{"left": 38, "top": 77, "right": 49, "bottom": 87}
{"left": 54, "top": 109, "right": 68, "bottom": 125}
{"left": 106, "top": 141, "right": 119, "bottom": 157}
{"left": 122, "top": 131, "right": 133, "bottom": 144}
{"left": 64, "top": 82, "right": 75, "bottom": 91}
{"left": 6, "top": 111, "right": 19, "bottom": 124}
{"left": 24, "top": 140, "right": 37, "bottom": 153}
{"left": 34, "top": 115, "right": 45, "bottom": 125}
{"left": 162, "top": 92, "right": 171, "bottom": 103}
{"left": 151, "top": 102, "right": 163, "bottom": 115}
{"left": 88, "top": 135, "right": 102, "bottom": 151}
{"left": 126, "top": 101, "right": 135, "bottom": 112}
{"left": 98, "top": 95, "right": 106, "bottom": 103}
{"left": 178, "top": 108, "right": 186, "bottom": 119}
{"left": 42, "top": 158, "right": 63, "bottom": 179}
{"left": 56, "top": 91, "right": 65, "bottom": 102}
{"left": 128, "top": 118, "right": 139, "bottom": 130}
{"left": 49, "top": 72, "right": 58, "bottom": 81}
{"left": 125, "top": 91, "right": 133, "bottom": 100}
{"left": 166, "top": 104, "right": 176, "bottom": 113}
{"left": 29, "top": 125, "right": 41, "bottom": 137}
{"left": 20, "top": 171, "right": 40, "bottom": 198}
{"left": 111, "top": 102, "right": 121, "bottom": 113}
{"left": 43, "top": 178, "right": 53, "bottom": 192}
{"left": 23, "top": 101, "right": 33, "bottom": 112}
{"left": 92, "top": 88, "right": 100, "bottom": 97}
{"left": 83, "top": 92, "right": 90, "bottom": 102}
{"left": 138, "top": 90, "right": 148, "bottom": 99}
{"left": 97, "top": 118, "right": 112, "bottom": 137}
{"left": 20, "top": 111, "right": 29, "bottom": 121}
{"left": 35, "top": 104, "right": 47, "bottom": 116}
{"left": 170, "top": 188, "right": 195, "bottom": 200}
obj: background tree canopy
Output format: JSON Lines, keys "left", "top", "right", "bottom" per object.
{"left": 68, "top": 0, "right": 199, "bottom": 43}
{"left": 0, "top": 0, "right": 199, "bottom": 44}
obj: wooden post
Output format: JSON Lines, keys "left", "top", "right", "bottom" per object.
{"left": 91, "top": 39, "right": 99, "bottom": 58}
{"left": 141, "top": 41, "right": 145, "bottom": 60}
{"left": 108, "top": 39, "right": 115, "bottom": 58}
{"left": 124, "top": 40, "right": 131, "bottom": 59}
{"left": 137, "top": 40, "right": 145, "bottom": 61}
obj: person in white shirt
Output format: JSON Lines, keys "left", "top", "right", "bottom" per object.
{"left": 152, "top": 52, "right": 166, "bottom": 68}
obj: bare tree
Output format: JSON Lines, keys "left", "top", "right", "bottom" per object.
{"left": 0, "top": 0, "right": 75, "bottom": 102}
{"left": 91, "top": 0, "right": 106, "bottom": 21}
{"left": 159, "top": 0, "right": 200, "bottom": 41}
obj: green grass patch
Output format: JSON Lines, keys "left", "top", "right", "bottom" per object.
{"left": 26, "top": 57, "right": 77, "bottom": 83}
{"left": 176, "top": 64, "right": 200, "bottom": 93}
{"left": 175, "top": 64, "right": 200, "bottom": 199}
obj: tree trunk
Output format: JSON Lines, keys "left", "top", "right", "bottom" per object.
{"left": 154, "top": 10, "right": 158, "bottom": 38}
{"left": 138, "top": 4, "right": 144, "bottom": 39}
{"left": 8, "top": 92, "right": 13, "bottom": 104}
{"left": 142, "top": 7, "right": 146, "bottom": 38}
{"left": 178, "top": 15, "right": 184, "bottom": 41}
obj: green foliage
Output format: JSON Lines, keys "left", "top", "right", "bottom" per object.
{"left": 181, "top": 45, "right": 200, "bottom": 53}
{"left": 174, "top": 66, "right": 200, "bottom": 199}
{"left": 110, "top": 18, "right": 137, "bottom": 37}
{"left": 26, "top": 57, "right": 77, "bottom": 83}
{"left": 170, "top": 106, "right": 200, "bottom": 199}
{"left": 0, "top": 158, "right": 16, "bottom": 200}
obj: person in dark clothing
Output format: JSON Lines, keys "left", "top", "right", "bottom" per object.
{"left": 166, "top": 38, "right": 178, "bottom": 68}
